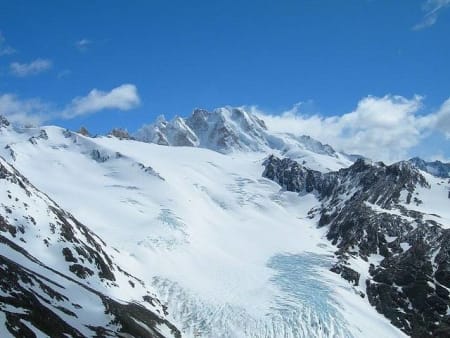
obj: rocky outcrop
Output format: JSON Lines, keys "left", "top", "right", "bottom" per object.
{"left": 109, "top": 128, "right": 132, "bottom": 140}
{"left": 0, "top": 115, "right": 10, "bottom": 128}
{"left": 134, "top": 107, "right": 343, "bottom": 162}
{"left": 0, "top": 156, "right": 180, "bottom": 337}
{"left": 367, "top": 227, "right": 450, "bottom": 337}
{"left": 184, "top": 107, "right": 269, "bottom": 152}
{"left": 263, "top": 155, "right": 450, "bottom": 337}
{"left": 409, "top": 157, "right": 450, "bottom": 178}
{"left": 77, "top": 126, "right": 90, "bottom": 137}
{"left": 135, "top": 115, "right": 199, "bottom": 147}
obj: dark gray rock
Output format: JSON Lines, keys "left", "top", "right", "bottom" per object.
{"left": 0, "top": 156, "right": 181, "bottom": 337}
{"left": 263, "top": 155, "right": 450, "bottom": 337}
{"left": 409, "top": 157, "right": 450, "bottom": 178}
{"left": 330, "top": 264, "right": 360, "bottom": 286}
{"left": 109, "top": 128, "right": 132, "bottom": 140}
{"left": 0, "top": 115, "right": 10, "bottom": 127}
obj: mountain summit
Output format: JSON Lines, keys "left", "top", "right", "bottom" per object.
{"left": 135, "top": 107, "right": 353, "bottom": 172}
{"left": 0, "top": 111, "right": 449, "bottom": 337}
{"left": 135, "top": 107, "right": 270, "bottom": 152}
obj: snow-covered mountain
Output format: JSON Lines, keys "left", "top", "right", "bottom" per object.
{"left": 0, "top": 154, "right": 179, "bottom": 337}
{"left": 135, "top": 107, "right": 353, "bottom": 172}
{"left": 409, "top": 157, "right": 450, "bottom": 178}
{"left": 0, "top": 107, "right": 448, "bottom": 337}
{"left": 263, "top": 155, "right": 450, "bottom": 337}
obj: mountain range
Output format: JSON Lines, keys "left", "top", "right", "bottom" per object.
{"left": 0, "top": 107, "right": 449, "bottom": 338}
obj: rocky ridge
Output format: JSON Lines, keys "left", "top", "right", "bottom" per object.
{"left": 263, "top": 155, "right": 450, "bottom": 337}
{"left": 409, "top": 157, "right": 450, "bottom": 178}
{"left": 133, "top": 107, "right": 350, "bottom": 165}
{"left": 0, "top": 155, "right": 180, "bottom": 337}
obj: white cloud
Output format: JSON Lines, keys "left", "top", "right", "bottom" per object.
{"left": 0, "top": 84, "right": 141, "bottom": 126}
{"left": 0, "top": 94, "right": 50, "bottom": 126}
{"left": 10, "top": 59, "right": 52, "bottom": 77}
{"left": 75, "top": 38, "right": 92, "bottom": 51}
{"left": 424, "top": 97, "right": 450, "bottom": 138}
{"left": 0, "top": 32, "right": 16, "bottom": 56}
{"left": 252, "top": 95, "right": 449, "bottom": 163}
{"left": 429, "top": 153, "right": 450, "bottom": 162}
{"left": 414, "top": 0, "right": 450, "bottom": 30}
{"left": 62, "top": 84, "right": 140, "bottom": 118}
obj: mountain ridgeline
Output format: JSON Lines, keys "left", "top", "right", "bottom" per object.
{"left": 0, "top": 155, "right": 180, "bottom": 337}
{"left": 408, "top": 157, "right": 450, "bottom": 178}
{"left": 0, "top": 108, "right": 450, "bottom": 338}
{"left": 134, "top": 107, "right": 342, "bottom": 159}
{"left": 263, "top": 155, "right": 450, "bottom": 337}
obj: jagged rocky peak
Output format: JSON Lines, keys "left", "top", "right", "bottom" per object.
{"left": 133, "top": 106, "right": 353, "bottom": 170}
{"left": 0, "top": 115, "right": 10, "bottom": 128}
{"left": 135, "top": 106, "right": 270, "bottom": 152}
{"left": 264, "top": 156, "right": 428, "bottom": 207}
{"left": 187, "top": 108, "right": 210, "bottom": 133}
{"left": 263, "top": 155, "right": 450, "bottom": 337}
{"left": 217, "top": 106, "right": 268, "bottom": 131}
{"left": 135, "top": 114, "right": 199, "bottom": 147}
{"left": 409, "top": 156, "right": 450, "bottom": 178}
{"left": 109, "top": 127, "right": 131, "bottom": 140}
{"left": 170, "top": 115, "right": 199, "bottom": 146}
{"left": 77, "top": 126, "right": 90, "bottom": 137}
{"left": 186, "top": 106, "right": 269, "bottom": 152}
{"left": 262, "top": 155, "right": 321, "bottom": 193}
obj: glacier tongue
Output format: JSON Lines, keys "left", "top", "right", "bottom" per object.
{"left": 152, "top": 253, "right": 353, "bottom": 338}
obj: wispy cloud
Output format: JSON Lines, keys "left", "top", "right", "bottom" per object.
{"left": 425, "top": 97, "right": 450, "bottom": 138}
{"left": 0, "top": 94, "right": 50, "bottom": 126}
{"left": 0, "top": 84, "right": 141, "bottom": 126}
{"left": 0, "top": 32, "right": 16, "bottom": 56}
{"left": 252, "top": 95, "right": 450, "bottom": 163}
{"left": 62, "top": 84, "right": 140, "bottom": 118}
{"left": 429, "top": 153, "right": 450, "bottom": 162}
{"left": 10, "top": 59, "right": 52, "bottom": 77}
{"left": 57, "top": 69, "right": 72, "bottom": 79}
{"left": 75, "top": 38, "right": 92, "bottom": 51}
{"left": 414, "top": 0, "right": 450, "bottom": 30}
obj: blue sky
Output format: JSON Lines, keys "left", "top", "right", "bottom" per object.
{"left": 0, "top": 0, "right": 449, "bottom": 161}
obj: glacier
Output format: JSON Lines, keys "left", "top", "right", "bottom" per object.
{"left": 0, "top": 119, "right": 407, "bottom": 337}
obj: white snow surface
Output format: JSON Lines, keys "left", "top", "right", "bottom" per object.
{"left": 0, "top": 125, "right": 406, "bottom": 337}
{"left": 399, "top": 171, "right": 450, "bottom": 228}
{"left": 135, "top": 107, "right": 353, "bottom": 173}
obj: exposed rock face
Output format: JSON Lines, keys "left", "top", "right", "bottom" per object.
{"left": 184, "top": 107, "right": 269, "bottom": 152}
{"left": 0, "top": 115, "right": 10, "bottom": 128}
{"left": 110, "top": 128, "right": 131, "bottom": 140}
{"left": 409, "top": 157, "right": 450, "bottom": 178}
{"left": 262, "top": 155, "right": 323, "bottom": 193}
{"left": 28, "top": 129, "right": 49, "bottom": 145}
{"left": 134, "top": 107, "right": 343, "bottom": 162}
{"left": 263, "top": 155, "right": 450, "bottom": 337}
{"left": 77, "top": 126, "right": 90, "bottom": 137}
{"left": 0, "top": 156, "right": 180, "bottom": 337}
{"left": 135, "top": 115, "right": 199, "bottom": 147}
{"left": 135, "top": 107, "right": 268, "bottom": 152}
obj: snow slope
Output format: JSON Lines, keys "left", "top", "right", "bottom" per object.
{"left": 0, "top": 152, "right": 179, "bottom": 337}
{"left": 0, "top": 124, "right": 405, "bottom": 337}
{"left": 398, "top": 172, "right": 450, "bottom": 228}
{"left": 262, "top": 155, "right": 450, "bottom": 337}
